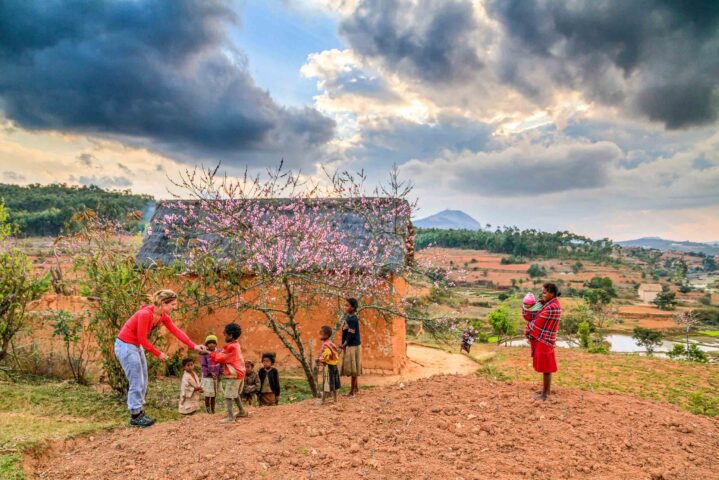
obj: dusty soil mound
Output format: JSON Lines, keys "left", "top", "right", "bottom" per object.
{"left": 30, "top": 376, "right": 718, "bottom": 480}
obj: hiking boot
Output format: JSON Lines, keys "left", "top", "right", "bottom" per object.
{"left": 129, "top": 415, "right": 156, "bottom": 428}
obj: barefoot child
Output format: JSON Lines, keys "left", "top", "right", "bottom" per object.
{"left": 258, "top": 353, "right": 280, "bottom": 406}
{"left": 340, "top": 298, "right": 362, "bottom": 397}
{"left": 241, "top": 360, "right": 261, "bottom": 406}
{"left": 200, "top": 335, "right": 222, "bottom": 414}
{"left": 522, "top": 283, "right": 562, "bottom": 401}
{"left": 178, "top": 357, "right": 202, "bottom": 415}
{"left": 205, "top": 323, "right": 248, "bottom": 423}
{"left": 317, "top": 326, "right": 341, "bottom": 404}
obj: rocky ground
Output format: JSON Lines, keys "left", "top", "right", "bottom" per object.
{"left": 28, "top": 375, "right": 718, "bottom": 480}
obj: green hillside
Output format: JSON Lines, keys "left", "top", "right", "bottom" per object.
{"left": 0, "top": 183, "right": 154, "bottom": 236}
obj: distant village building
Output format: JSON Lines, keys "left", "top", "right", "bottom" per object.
{"left": 638, "top": 283, "right": 663, "bottom": 304}
{"left": 136, "top": 199, "right": 414, "bottom": 375}
{"left": 711, "top": 292, "right": 719, "bottom": 306}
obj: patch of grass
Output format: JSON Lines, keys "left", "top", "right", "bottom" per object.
{"left": 0, "top": 374, "right": 329, "bottom": 474}
{"left": 699, "top": 330, "right": 719, "bottom": 337}
{"left": 472, "top": 345, "right": 719, "bottom": 417}
{"left": 0, "top": 454, "right": 24, "bottom": 480}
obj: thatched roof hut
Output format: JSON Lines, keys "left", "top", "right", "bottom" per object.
{"left": 137, "top": 198, "right": 415, "bottom": 270}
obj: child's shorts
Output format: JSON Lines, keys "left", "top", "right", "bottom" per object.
{"left": 201, "top": 377, "right": 218, "bottom": 398}
{"left": 531, "top": 338, "right": 558, "bottom": 373}
{"left": 223, "top": 378, "right": 243, "bottom": 399}
{"left": 323, "top": 364, "right": 341, "bottom": 393}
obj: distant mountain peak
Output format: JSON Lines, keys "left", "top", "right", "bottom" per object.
{"left": 618, "top": 237, "right": 719, "bottom": 255}
{"left": 414, "top": 209, "right": 482, "bottom": 230}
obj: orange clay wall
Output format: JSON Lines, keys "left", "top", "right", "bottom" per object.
{"left": 22, "top": 277, "right": 408, "bottom": 377}
{"left": 167, "top": 275, "right": 408, "bottom": 375}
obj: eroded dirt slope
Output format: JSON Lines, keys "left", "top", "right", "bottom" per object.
{"left": 30, "top": 375, "right": 719, "bottom": 480}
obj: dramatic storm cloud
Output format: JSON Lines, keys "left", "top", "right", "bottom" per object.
{"left": 489, "top": 0, "right": 719, "bottom": 129}
{"left": 0, "top": 0, "right": 335, "bottom": 165}
{"left": 340, "top": 0, "right": 484, "bottom": 84}
{"left": 402, "top": 139, "right": 622, "bottom": 197}
{"left": 339, "top": 0, "right": 719, "bottom": 129}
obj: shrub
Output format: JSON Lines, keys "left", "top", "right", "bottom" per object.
{"left": 653, "top": 289, "right": 677, "bottom": 311}
{"left": 578, "top": 320, "right": 592, "bottom": 349}
{"left": 487, "top": 305, "right": 517, "bottom": 345}
{"left": 527, "top": 264, "right": 547, "bottom": 278}
{"left": 631, "top": 327, "right": 663, "bottom": 354}
{"left": 0, "top": 247, "right": 50, "bottom": 362}
{"left": 667, "top": 343, "right": 709, "bottom": 363}
{"left": 48, "top": 309, "right": 92, "bottom": 384}
{"left": 587, "top": 344, "right": 609, "bottom": 354}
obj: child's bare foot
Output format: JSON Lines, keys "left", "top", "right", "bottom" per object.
{"left": 220, "top": 417, "right": 234, "bottom": 424}
{"left": 235, "top": 411, "right": 249, "bottom": 419}
{"left": 534, "top": 393, "right": 548, "bottom": 401}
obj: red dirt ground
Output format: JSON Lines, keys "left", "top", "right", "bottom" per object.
{"left": 29, "top": 376, "right": 718, "bottom": 480}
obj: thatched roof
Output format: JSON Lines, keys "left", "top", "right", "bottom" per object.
{"left": 136, "top": 198, "right": 414, "bottom": 270}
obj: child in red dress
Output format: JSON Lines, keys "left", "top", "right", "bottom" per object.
{"left": 522, "top": 283, "right": 562, "bottom": 401}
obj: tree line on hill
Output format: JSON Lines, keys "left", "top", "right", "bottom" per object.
{"left": 415, "top": 227, "right": 615, "bottom": 261}
{"left": 0, "top": 183, "right": 153, "bottom": 236}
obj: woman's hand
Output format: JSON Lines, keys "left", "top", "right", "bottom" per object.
{"left": 194, "top": 344, "right": 207, "bottom": 353}
{"left": 159, "top": 352, "right": 168, "bottom": 362}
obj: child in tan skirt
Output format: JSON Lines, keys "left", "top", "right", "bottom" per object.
{"left": 340, "top": 298, "right": 362, "bottom": 397}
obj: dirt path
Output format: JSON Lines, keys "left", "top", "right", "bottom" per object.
{"left": 362, "top": 343, "right": 479, "bottom": 386}
{"left": 29, "top": 376, "right": 718, "bottom": 480}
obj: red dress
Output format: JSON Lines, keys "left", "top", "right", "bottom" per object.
{"left": 523, "top": 298, "right": 561, "bottom": 373}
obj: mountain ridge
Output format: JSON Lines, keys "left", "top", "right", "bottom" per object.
{"left": 414, "top": 209, "right": 482, "bottom": 230}
{"left": 618, "top": 237, "right": 719, "bottom": 255}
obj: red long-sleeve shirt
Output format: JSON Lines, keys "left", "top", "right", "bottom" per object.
{"left": 117, "top": 305, "right": 195, "bottom": 357}
{"left": 209, "top": 341, "right": 245, "bottom": 379}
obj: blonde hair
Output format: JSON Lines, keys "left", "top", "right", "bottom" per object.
{"left": 151, "top": 289, "right": 177, "bottom": 306}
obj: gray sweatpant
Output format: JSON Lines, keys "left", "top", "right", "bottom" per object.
{"left": 114, "top": 338, "right": 149, "bottom": 415}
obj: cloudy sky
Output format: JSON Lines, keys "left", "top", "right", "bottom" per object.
{"left": 1, "top": 0, "right": 718, "bottom": 241}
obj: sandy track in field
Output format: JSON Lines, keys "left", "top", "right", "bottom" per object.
{"left": 30, "top": 376, "right": 719, "bottom": 480}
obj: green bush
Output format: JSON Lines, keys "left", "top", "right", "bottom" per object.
{"left": 527, "top": 264, "right": 547, "bottom": 278}
{"left": 631, "top": 327, "right": 663, "bottom": 354}
{"left": 487, "top": 305, "right": 518, "bottom": 345}
{"left": 653, "top": 290, "right": 677, "bottom": 311}
{"left": 500, "top": 255, "right": 526, "bottom": 265}
{"left": 667, "top": 343, "right": 709, "bottom": 363}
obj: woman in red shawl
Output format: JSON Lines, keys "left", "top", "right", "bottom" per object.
{"left": 522, "top": 283, "right": 562, "bottom": 401}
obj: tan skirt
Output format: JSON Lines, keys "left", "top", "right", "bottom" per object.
{"left": 341, "top": 345, "right": 362, "bottom": 377}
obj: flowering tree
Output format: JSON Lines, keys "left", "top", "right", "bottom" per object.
{"left": 675, "top": 310, "right": 702, "bottom": 351}
{"left": 158, "top": 163, "right": 427, "bottom": 396}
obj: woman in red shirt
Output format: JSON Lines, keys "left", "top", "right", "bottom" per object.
{"left": 114, "top": 289, "right": 205, "bottom": 427}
